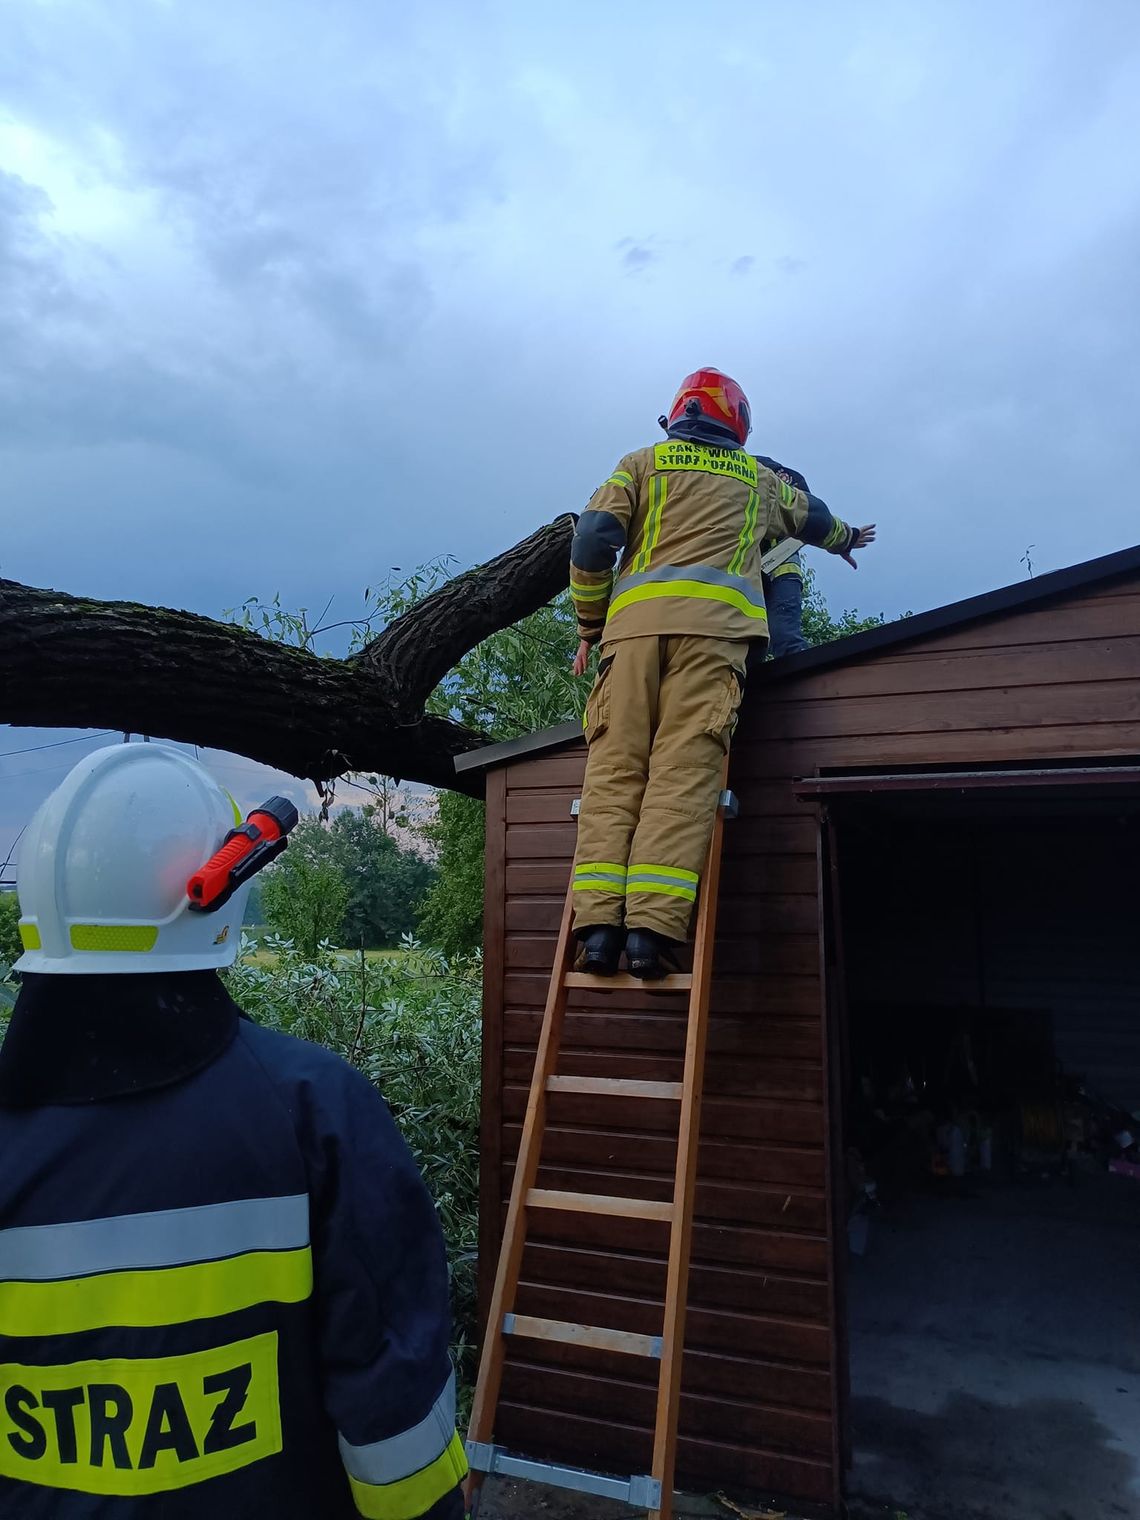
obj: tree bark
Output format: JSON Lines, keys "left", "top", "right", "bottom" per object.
{"left": 0, "top": 513, "right": 576, "bottom": 796}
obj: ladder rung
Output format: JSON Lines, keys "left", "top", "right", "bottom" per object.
{"left": 564, "top": 972, "right": 693, "bottom": 992}
{"left": 526, "top": 1187, "right": 673, "bottom": 1222}
{"left": 503, "top": 1312, "right": 662, "bottom": 1359}
{"left": 546, "top": 1075, "right": 683, "bottom": 1100}
{"left": 465, "top": 1444, "right": 662, "bottom": 1510}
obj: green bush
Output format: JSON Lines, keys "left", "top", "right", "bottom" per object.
{"left": 260, "top": 856, "right": 350, "bottom": 958}
{"left": 224, "top": 935, "right": 482, "bottom": 1410}
{"left": 0, "top": 895, "right": 21, "bottom": 969}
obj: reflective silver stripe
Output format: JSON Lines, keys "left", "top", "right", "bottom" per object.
{"left": 339, "top": 1369, "right": 457, "bottom": 1484}
{"left": 626, "top": 872, "right": 700, "bottom": 889}
{"left": 0, "top": 1194, "right": 310, "bottom": 1281}
{"left": 612, "top": 562, "right": 766, "bottom": 612}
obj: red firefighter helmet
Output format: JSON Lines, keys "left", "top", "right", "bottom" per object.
{"left": 664, "top": 367, "right": 752, "bottom": 446}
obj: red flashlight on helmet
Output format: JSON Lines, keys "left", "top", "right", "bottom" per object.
{"left": 187, "top": 796, "right": 299, "bottom": 913}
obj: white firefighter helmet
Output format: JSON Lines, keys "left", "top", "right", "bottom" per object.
{"left": 14, "top": 742, "right": 254, "bottom": 975}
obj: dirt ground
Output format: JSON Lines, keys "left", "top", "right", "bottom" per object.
{"left": 473, "top": 1477, "right": 920, "bottom": 1519}
{"left": 472, "top": 1478, "right": 800, "bottom": 1518}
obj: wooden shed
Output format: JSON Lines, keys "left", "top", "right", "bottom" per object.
{"left": 456, "top": 546, "right": 1140, "bottom": 1517}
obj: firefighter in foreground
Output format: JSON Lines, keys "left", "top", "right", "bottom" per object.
{"left": 569, "top": 368, "right": 876, "bottom": 978}
{"left": 0, "top": 743, "right": 466, "bottom": 1520}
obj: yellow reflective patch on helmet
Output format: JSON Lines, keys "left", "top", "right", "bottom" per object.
{"left": 18, "top": 922, "right": 41, "bottom": 951}
{"left": 69, "top": 925, "right": 159, "bottom": 953}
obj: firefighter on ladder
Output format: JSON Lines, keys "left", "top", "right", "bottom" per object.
{"left": 569, "top": 368, "right": 876, "bottom": 980}
{"left": 0, "top": 743, "right": 466, "bottom": 1519}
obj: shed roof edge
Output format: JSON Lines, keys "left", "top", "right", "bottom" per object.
{"left": 453, "top": 541, "right": 1140, "bottom": 776}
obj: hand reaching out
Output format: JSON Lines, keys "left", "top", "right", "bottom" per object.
{"left": 572, "top": 639, "right": 592, "bottom": 678}
{"left": 842, "top": 524, "right": 877, "bottom": 569}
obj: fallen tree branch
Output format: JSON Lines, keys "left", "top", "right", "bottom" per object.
{"left": 0, "top": 514, "right": 576, "bottom": 795}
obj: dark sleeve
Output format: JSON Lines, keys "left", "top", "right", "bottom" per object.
{"left": 569, "top": 454, "right": 638, "bottom": 642}
{"left": 304, "top": 1058, "right": 467, "bottom": 1520}
{"left": 753, "top": 454, "right": 810, "bottom": 493}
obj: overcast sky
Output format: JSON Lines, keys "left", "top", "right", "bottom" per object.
{"left": 4, "top": 0, "right": 1140, "bottom": 852}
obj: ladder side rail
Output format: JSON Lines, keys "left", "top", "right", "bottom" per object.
{"left": 648, "top": 760, "right": 730, "bottom": 1520}
{"left": 466, "top": 887, "right": 576, "bottom": 1449}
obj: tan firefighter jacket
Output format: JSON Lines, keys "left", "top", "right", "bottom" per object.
{"left": 570, "top": 439, "right": 856, "bottom": 645}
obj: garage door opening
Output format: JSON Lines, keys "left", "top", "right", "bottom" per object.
{"left": 830, "top": 789, "right": 1140, "bottom": 1520}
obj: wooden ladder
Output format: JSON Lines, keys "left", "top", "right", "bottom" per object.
{"left": 465, "top": 774, "right": 737, "bottom": 1519}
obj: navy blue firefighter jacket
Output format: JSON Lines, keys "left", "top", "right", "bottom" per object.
{"left": 0, "top": 972, "right": 467, "bottom": 1519}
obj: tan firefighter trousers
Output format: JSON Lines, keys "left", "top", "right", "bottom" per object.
{"left": 571, "top": 635, "right": 748, "bottom": 941}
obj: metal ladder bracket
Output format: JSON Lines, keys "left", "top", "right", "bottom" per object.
{"left": 578, "top": 793, "right": 736, "bottom": 819}
{"left": 465, "top": 1443, "right": 662, "bottom": 1510}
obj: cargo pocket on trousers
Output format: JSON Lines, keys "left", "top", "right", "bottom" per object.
{"left": 704, "top": 666, "right": 745, "bottom": 753}
{"left": 584, "top": 656, "right": 614, "bottom": 745}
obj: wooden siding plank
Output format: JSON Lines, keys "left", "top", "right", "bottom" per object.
{"left": 503, "top": 1009, "right": 823, "bottom": 1061}
{"left": 493, "top": 1404, "right": 835, "bottom": 1504}
{"left": 507, "top": 887, "right": 819, "bottom": 935}
{"left": 505, "top": 1046, "right": 824, "bottom": 1103}
{"left": 504, "top": 1084, "right": 825, "bottom": 1142}
{"left": 512, "top": 1282, "right": 831, "bottom": 1366}
{"left": 504, "top": 1124, "right": 825, "bottom": 1188}
{"left": 510, "top": 1171, "right": 827, "bottom": 1232}
{"left": 500, "top": 1338, "right": 833, "bottom": 1410}
{"left": 784, "top": 634, "right": 1140, "bottom": 701}
{"left": 524, "top": 1209, "right": 831, "bottom": 1275}
{"left": 749, "top": 678, "right": 1140, "bottom": 744}
{"left": 732, "top": 721, "right": 1140, "bottom": 779}
{"left": 505, "top": 971, "right": 822, "bottom": 1018}
{"left": 520, "top": 1243, "right": 830, "bottom": 1319}
{"left": 500, "top": 1361, "right": 834, "bottom": 1455}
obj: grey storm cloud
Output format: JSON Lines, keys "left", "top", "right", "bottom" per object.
{"left": 3, "top": 0, "right": 1140, "bottom": 837}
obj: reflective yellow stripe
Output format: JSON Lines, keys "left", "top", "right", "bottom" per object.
{"left": 625, "top": 881, "right": 697, "bottom": 902}
{"left": 608, "top": 579, "right": 769, "bottom": 622}
{"left": 0, "top": 1248, "right": 313, "bottom": 1337}
{"left": 778, "top": 479, "right": 798, "bottom": 508}
{"left": 0, "top": 1333, "right": 282, "bottom": 1496}
{"left": 17, "top": 922, "right": 40, "bottom": 951}
{"left": 633, "top": 476, "right": 666, "bottom": 574}
{"left": 348, "top": 1430, "right": 468, "bottom": 1519}
{"left": 822, "top": 517, "right": 848, "bottom": 550}
{"left": 574, "top": 863, "right": 628, "bottom": 876}
{"left": 771, "top": 559, "right": 803, "bottom": 578}
{"left": 70, "top": 924, "right": 158, "bottom": 953}
{"left": 570, "top": 582, "right": 612, "bottom": 601}
{"left": 604, "top": 470, "right": 633, "bottom": 489}
{"left": 628, "top": 864, "right": 699, "bottom": 884}
{"left": 728, "top": 486, "right": 760, "bottom": 577}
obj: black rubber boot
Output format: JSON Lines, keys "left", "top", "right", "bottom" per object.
{"left": 624, "top": 928, "right": 679, "bottom": 981}
{"left": 576, "top": 925, "right": 624, "bottom": 977}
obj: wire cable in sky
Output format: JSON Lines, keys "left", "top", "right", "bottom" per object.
{"left": 0, "top": 730, "right": 116, "bottom": 761}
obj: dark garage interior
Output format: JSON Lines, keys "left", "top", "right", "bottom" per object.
{"left": 835, "top": 787, "right": 1140, "bottom": 1520}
